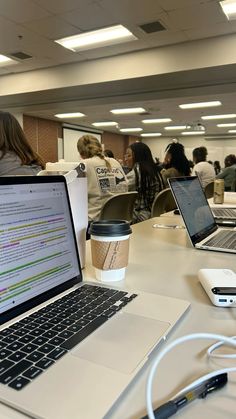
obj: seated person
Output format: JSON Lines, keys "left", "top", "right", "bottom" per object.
{"left": 216, "top": 154, "right": 236, "bottom": 191}
{"left": 192, "top": 146, "right": 215, "bottom": 188}
{"left": 161, "top": 142, "right": 191, "bottom": 187}
{"left": 0, "top": 111, "right": 45, "bottom": 175}
{"left": 77, "top": 135, "right": 128, "bottom": 222}
{"left": 214, "top": 160, "right": 221, "bottom": 175}
{"left": 125, "top": 142, "right": 164, "bottom": 223}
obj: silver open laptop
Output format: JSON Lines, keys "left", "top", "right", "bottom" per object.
{"left": 211, "top": 207, "right": 236, "bottom": 226}
{"left": 169, "top": 176, "right": 236, "bottom": 253}
{"left": 0, "top": 175, "right": 189, "bottom": 419}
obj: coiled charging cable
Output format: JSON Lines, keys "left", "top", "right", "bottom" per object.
{"left": 146, "top": 333, "right": 236, "bottom": 419}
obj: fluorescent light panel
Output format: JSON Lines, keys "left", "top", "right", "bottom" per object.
{"left": 181, "top": 131, "right": 205, "bottom": 135}
{"left": 179, "top": 101, "right": 221, "bottom": 109}
{"left": 55, "top": 25, "right": 137, "bottom": 52}
{"left": 120, "top": 128, "right": 143, "bottom": 132}
{"left": 217, "top": 123, "right": 236, "bottom": 127}
{"left": 141, "top": 133, "right": 162, "bottom": 137}
{"left": 92, "top": 122, "right": 117, "bottom": 127}
{"left": 201, "top": 114, "right": 236, "bottom": 120}
{"left": 0, "top": 54, "right": 17, "bottom": 65}
{"left": 111, "top": 107, "right": 146, "bottom": 114}
{"left": 220, "top": 0, "right": 236, "bottom": 20}
{"left": 164, "top": 125, "right": 187, "bottom": 130}
{"left": 55, "top": 112, "right": 85, "bottom": 118}
{"left": 142, "top": 118, "right": 172, "bottom": 124}
{"left": 228, "top": 129, "right": 236, "bottom": 132}
{"left": 0, "top": 54, "right": 12, "bottom": 63}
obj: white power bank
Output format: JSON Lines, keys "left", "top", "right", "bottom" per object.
{"left": 198, "top": 269, "right": 236, "bottom": 307}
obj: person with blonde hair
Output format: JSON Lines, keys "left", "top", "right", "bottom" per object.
{"left": 77, "top": 135, "right": 128, "bottom": 222}
{"left": 0, "top": 111, "right": 45, "bottom": 175}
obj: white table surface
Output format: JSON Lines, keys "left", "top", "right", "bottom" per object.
{"left": 0, "top": 216, "right": 236, "bottom": 419}
{"left": 87, "top": 217, "right": 236, "bottom": 419}
{"left": 209, "top": 192, "right": 236, "bottom": 207}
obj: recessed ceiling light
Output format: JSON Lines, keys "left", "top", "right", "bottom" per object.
{"left": 142, "top": 118, "right": 172, "bottom": 124}
{"left": 179, "top": 101, "right": 221, "bottom": 109}
{"left": 164, "top": 125, "right": 187, "bottom": 130}
{"left": 111, "top": 107, "right": 146, "bottom": 114}
{"left": 217, "top": 123, "right": 236, "bottom": 127}
{"left": 55, "top": 25, "right": 137, "bottom": 52}
{"left": 201, "top": 114, "right": 236, "bottom": 120}
{"left": 120, "top": 128, "right": 143, "bottom": 132}
{"left": 181, "top": 131, "right": 205, "bottom": 135}
{"left": 220, "top": 0, "right": 236, "bottom": 20}
{"left": 141, "top": 133, "right": 162, "bottom": 137}
{"left": 54, "top": 112, "right": 85, "bottom": 118}
{"left": 0, "top": 54, "right": 17, "bottom": 65}
{"left": 228, "top": 129, "right": 236, "bottom": 133}
{"left": 92, "top": 122, "right": 118, "bottom": 127}
{"left": 0, "top": 54, "right": 12, "bottom": 63}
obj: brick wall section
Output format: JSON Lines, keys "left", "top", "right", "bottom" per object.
{"left": 101, "top": 131, "right": 140, "bottom": 161}
{"left": 37, "top": 118, "right": 59, "bottom": 163}
{"left": 101, "top": 131, "right": 128, "bottom": 161}
{"left": 23, "top": 115, "right": 61, "bottom": 163}
{"left": 23, "top": 115, "right": 38, "bottom": 151}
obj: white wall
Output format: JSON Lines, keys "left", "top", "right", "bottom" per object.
{"left": 63, "top": 127, "right": 101, "bottom": 162}
{"left": 143, "top": 136, "right": 236, "bottom": 167}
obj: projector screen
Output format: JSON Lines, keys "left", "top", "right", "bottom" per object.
{"left": 63, "top": 126, "right": 102, "bottom": 162}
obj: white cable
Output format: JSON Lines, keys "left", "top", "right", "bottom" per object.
{"left": 207, "top": 335, "right": 236, "bottom": 358}
{"left": 146, "top": 333, "right": 236, "bottom": 419}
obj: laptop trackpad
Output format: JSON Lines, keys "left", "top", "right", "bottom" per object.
{"left": 71, "top": 312, "right": 169, "bottom": 374}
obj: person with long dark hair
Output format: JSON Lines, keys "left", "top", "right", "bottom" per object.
{"left": 125, "top": 141, "right": 164, "bottom": 223}
{"left": 214, "top": 160, "right": 221, "bottom": 175}
{"left": 161, "top": 142, "right": 191, "bottom": 187}
{"left": 0, "top": 111, "right": 45, "bottom": 175}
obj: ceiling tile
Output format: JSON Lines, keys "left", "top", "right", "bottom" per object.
{"left": 168, "top": 2, "right": 226, "bottom": 31}
{"left": 0, "top": 16, "right": 78, "bottom": 65}
{"left": 132, "top": 10, "right": 189, "bottom": 46}
{"left": 0, "top": 17, "right": 31, "bottom": 52}
{"left": 99, "top": 0, "right": 164, "bottom": 24}
{"left": 34, "top": 0, "right": 94, "bottom": 14}
{"left": 185, "top": 22, "right": 236, "bottom": 41}
{"left": 158, "top": 0, "right": 212, "bottom": 12}
{"left": 23, "top": 16, "right": 80, "bottom": 40}
{"left": 63, "top": 3, "right": 115, "bottom": 31}
{"left": 0, "top": 0, "right": 51, "bottom": 23}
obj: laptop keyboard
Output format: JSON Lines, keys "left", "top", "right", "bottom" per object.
{"left": 0, "top": 284, "right": 137, "bottom": 391}
{"left": 213, "top": 208, "right": 236, "bottom": 219}
{"left": 204, "top": 230, "right": 236, "bottom": 249}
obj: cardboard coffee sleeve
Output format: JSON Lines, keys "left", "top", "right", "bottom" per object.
{"left": 91, "top": 238, "right": 129, "bottom": 270}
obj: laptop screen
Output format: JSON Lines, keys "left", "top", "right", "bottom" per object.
{"left": 0, "top": 176, "right": 81, "bottom": 323}
{"left": 168, "top": 176, "right": 217, "bottom": 245}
